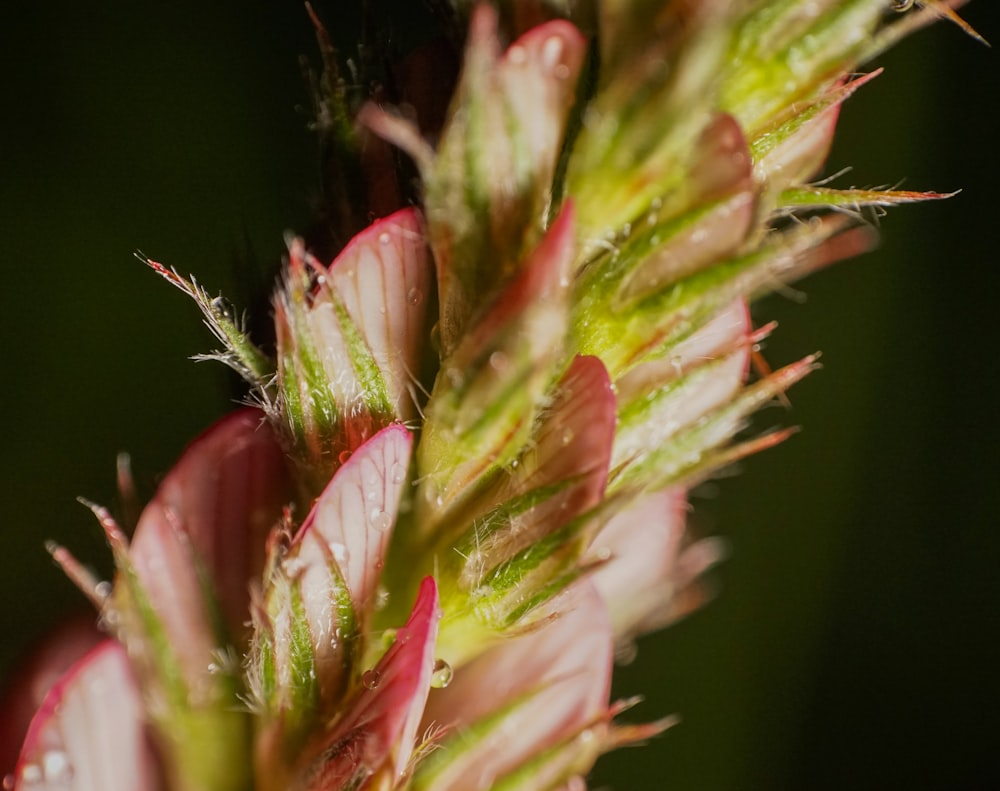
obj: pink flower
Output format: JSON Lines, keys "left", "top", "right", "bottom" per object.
{"left": 3, "top": 2, "right": 971, "bottom": 789}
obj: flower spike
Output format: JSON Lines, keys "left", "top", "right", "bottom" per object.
{"left": 12, "top": 3, "right": 968, "bottom": 790}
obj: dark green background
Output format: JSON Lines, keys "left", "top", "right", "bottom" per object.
{"left": 2, "top": 3, "right": 998, "bottom": 789}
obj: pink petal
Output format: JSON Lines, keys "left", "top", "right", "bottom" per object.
{"left": 11, "top": 641, "right": 159, "bottom": 791}
{"left": 497, "top": 18, "right": 587, "bottom": 187}
{"left": 458, "top": 355, "right": 615, "bottom": 582}
{"left": 291, "top": 424, "right": 413, "bottom": 700}
{"left": 417, "top": 582, "right": 612, "bottom": 791}
{"left": 299, "top": 577, "right": 441, "bottom": 790}
{"left": 315, "top": 208, "right": 432, "bottom": 422}
{"left": 618, "top": 120, "right": 754, "bottom": 304}
{"left": 0, "top": 616, "right": 103, "bottom": 779}
{"left": 616, "top": 299, "right": 751, "bottom": 405}
{"left": 455, "top": 202, "right": 575, "bottom": 372}
{"left": 128, "top": 408, "right": 292, "bottom": 682}
{"left": 588, "top": 488, "right": 724, "bottom": 647}
{"left": 422, "top": 8, "right": 586, "bottom": 354}
{"left": 418, "top": 204, "right": 576, "bottom": 518}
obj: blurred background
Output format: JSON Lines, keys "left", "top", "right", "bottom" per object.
{"left": 2, "top": 2, "right": 997, "bottom": 789}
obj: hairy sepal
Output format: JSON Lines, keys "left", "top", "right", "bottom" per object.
{"left": 434, "top": 355, "right": 615, "bottom": 664}
{"left": 293, "top": 578, "right": 441, "bottom": 791}
{"left": 416, "top": 206, "right": 576, "bottom": 540}
{"left": 422, "top": 7, "right": 587, "bottom": 354}
{"left": 273, "top": 211, "right": 430, "bottom": 490}
{"left": 250, "top": 425, "right": 414, "bottom": 763}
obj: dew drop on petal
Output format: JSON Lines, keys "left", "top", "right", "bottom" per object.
{"left": 369, "top": 508, "right": 392, "bottom": 532}
{"left": 3, "top": 774, "right": 15, "bottom": 790}
{"left": 390, "top": 462, "right": 407, "bottom": 484}
{"left": 338, "top": 450, "right": 352, "bottom": 465}
{"left": 561, "top": 427, "right": 575, "bottom": 446}
{"left": 362, "top": 668, "right": 382, "bottom": 689}
{"left": 42, "top": 750, "right": 73, "bottom": 783}
{"left": 430, "top": 658, "right": 453, "bottom": 689}
{"left": 541, "top": 35, "right": 565, "bottom": 71}
{"left": 379, "top": 232, "right": 392, "bottom": 245}
{"left": 407, "top": 287, "right": 423, "bottom": 306}
{"left": 94, "top": 579, "right": 113, "bottom": 600}
{"left": 375, "top": 587, "right": 390, "bottom": 611}
{"left": 330, "top": 543, "right": 349, "bottom": 564}
{"left": 488, "top": 351, "right": 508, "bottom": 372}
{"left": 19, "top": 764, "right": 41, "bottom": 787}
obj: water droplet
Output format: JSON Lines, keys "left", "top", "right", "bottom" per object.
{"left": 210, "top": 296, "right": 235, "bottom": 321}
{"left": 18, "top": 764, "right": 41, "bottom": 786}
{"left": 595, "top": 546, "right": 612, "bottom": 561}
{"left": 330, "top": 543, "right": 348, "bottom": 564}
{"left": 369, "top": 508, "right": 391, "bottom": 532}
{"left": 338, "top": 449, "right": 352, "bottom": 465}
{"left": 553, "top": 63, "right": 570, "bottom": 80}
{"left": 488, "top": 351, "right": 508, "bottom": 372}
{"left": 362, "top": 668, "right": 382, "bottom": 689}
{"left": 541, "top": 35, "right": 565, "bottom": 71}
{"left": 379, "top": 232, "right": 391, "bottom": 245}
{"left": 561, "top": 427, "right": 575, "bottom": 446}
{"left": 375, "top": 587, "right": 390, "bottom": 611}
{"left": 445, "top": 367, "right": 464, "bottom": 387}
{"left": 507, "top": 44, "right": 526, "bottom": 64}
{"left": 510, "top": 458, "right": 519, "bottom": 470}
{"left": 3, "top": 773, "right": 16, "bottom": 790}
{"left": 98, "top": 608, "right": 120, "bottom": 631}
{"left": 430, "top": 658, "right": 453, "bottom": 689}
{"left": 94, "top": 580, "right": 112, "bottom": 600}
{"left": 407, "top": 287, "right": 423, "bottom": 306}
{"left": 390, "top": 462, "right": 407, "bottom": 484}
